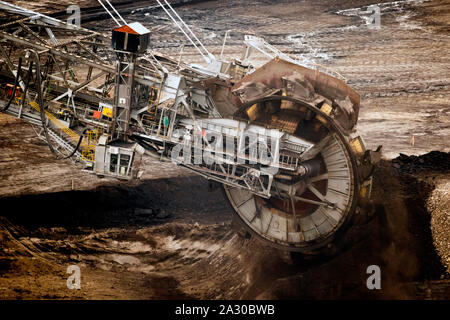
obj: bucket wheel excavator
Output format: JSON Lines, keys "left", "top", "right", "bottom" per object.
{"left": 219, "top": 57, "right": 381, "bottom": 254}
{"left": 0, "top": 1, "right": 381, "bottom": 255}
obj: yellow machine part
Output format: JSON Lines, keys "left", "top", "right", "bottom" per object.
{"left": 28, "top": 101, "right": 97, "bottom": 161}
{"left": 102, "top": 106, "right": 113, "bottom": 118}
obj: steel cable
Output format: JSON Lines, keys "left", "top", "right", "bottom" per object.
{"left": 1, "top": 57, "right": 22, "bottom": 112}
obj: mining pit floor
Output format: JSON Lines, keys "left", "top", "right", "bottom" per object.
{"left": 0, "top": 0, "right": 449, "bottom": 299}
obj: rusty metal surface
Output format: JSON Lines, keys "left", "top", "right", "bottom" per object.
{"left": 232, "top": 58, "right": 361, "bottom": 133}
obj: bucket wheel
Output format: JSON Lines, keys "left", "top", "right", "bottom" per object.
{"left": 224, "top": 95, "right": 360, "bottom": 255}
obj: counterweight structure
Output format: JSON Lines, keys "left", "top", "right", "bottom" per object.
{"left": 0, "top": 1, "right": 381, "bottom": 255}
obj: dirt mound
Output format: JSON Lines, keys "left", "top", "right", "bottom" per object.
{"left": 393, "top": 151, "right": 450, "bottom": 174}
{"left": 392, "top": 151, "right": 450, "bottom": 276}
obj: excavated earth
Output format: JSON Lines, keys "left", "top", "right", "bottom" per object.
{"left": 0, "top": 0, "right": 449, "bottom": 299}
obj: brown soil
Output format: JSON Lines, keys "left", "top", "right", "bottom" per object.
{"left": 0, "top": 0, "right": 449, "bottom": 299}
